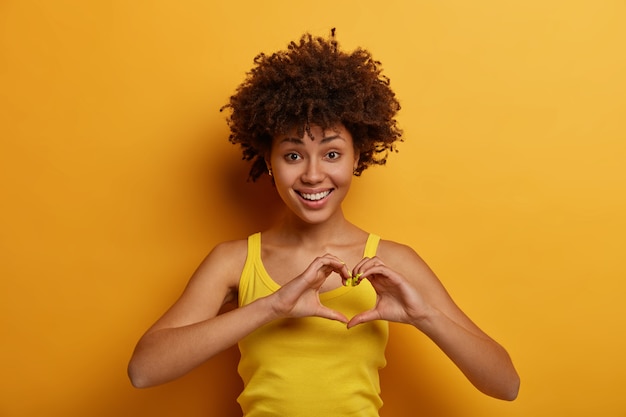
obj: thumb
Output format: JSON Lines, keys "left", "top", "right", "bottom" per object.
{"left": 347, "top": 309, "right": 381, "bottom": 329}
{"left": 315, "top": 306, "right": 349, "bottom": 324}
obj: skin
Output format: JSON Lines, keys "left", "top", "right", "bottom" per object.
{"left": 128, "top": 124, "right": 520, "bottom": 401}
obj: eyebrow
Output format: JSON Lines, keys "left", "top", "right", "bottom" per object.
{"left": 279, "top": 134, "right": 345, "bottom": 145}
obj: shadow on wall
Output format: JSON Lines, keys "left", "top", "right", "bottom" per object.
{"left": 209, "top": 136, "right": 283, "bottom": 236}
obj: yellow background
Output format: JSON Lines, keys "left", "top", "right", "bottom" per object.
{"left": 1, "top": 1, "right": 625, "bottom": 416}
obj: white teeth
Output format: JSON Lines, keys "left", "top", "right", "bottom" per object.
{"left": 300, "top": 190, "right": 331, "bottom": 201}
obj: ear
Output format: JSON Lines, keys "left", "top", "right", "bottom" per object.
{"left": 353, "top": 153, "right": 360, "bottom": 171}
{"left": 264, "top": 154, "right": 273, "bottom": 176}
{"left": 263, "top": 151, "right": 270, "bottom": 169}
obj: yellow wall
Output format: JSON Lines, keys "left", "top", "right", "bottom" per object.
{"left": 1, "top": 1, "right": 625, "bottom": 416}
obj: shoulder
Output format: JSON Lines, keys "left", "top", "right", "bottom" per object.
{"left": 376, "top": 238, "right": 434, "bottom": 276}
{"left": 142, "top": 237, "right": 251, "bottom": 332}
{"left": 190, "top": 238, "right": 249, "bottom": 300}
{"left": 200, "top": 238, "right": 248, "bottom": 279}
{"left": 377, "top": 238, "right": 420, "bottom": 261}
{"left": 208, "top": 238, "right": 248, "bottom": 266}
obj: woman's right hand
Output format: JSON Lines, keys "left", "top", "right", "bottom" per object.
{"left": 270, "top": 254, "right": 351, "bottom": 323}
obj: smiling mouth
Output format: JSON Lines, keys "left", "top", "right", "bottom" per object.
{"left": 297, "top": 190, "right": 332, "bottom": 201}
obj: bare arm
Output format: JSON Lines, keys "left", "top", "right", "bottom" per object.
{"left": 128, "top": 240, "right": 250, "bottom": 387}
{"left": 348, "top": 241, "right": 520, "bottom": 401}
{"left": 128, "top": 242, "right": 351, "bottom": 388}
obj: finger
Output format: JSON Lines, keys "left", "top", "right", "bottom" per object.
{"left": 343, "top": 272, "right": 363, "bottom": 287}
{"left": 347, "top": 257, "right": 374, "bottom": 287}
{"left": 326, "top": 260, "right": 352, "bottom": 286}
{"left": 352, "top": 256, "right": 386, "bottom": 277}
{"left": 336, "top": 259, "right": 352, "bottom": 281}
{"left": 321, "top": 254, "right": 351, "bottom": 278}
{"left": 358, "top": 264, "right": 400, "bottom": 287}
{"left": 346, "top": 309, "right": 381, "bottom": 329}
{"left": 316, "top": 306, "right": 349, "bottom": 324}
{"left": 345, "top": 270, "right": 383, "bottom": 287}
{"left": 350, "top": 256, "right": 371, "bottom": 276}
{"left": 306, "top": 255, "right": 351, "bottom": 284}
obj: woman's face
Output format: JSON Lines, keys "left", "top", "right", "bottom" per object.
{"left": 268, "top": 124, "right": 359, "bottom": 225}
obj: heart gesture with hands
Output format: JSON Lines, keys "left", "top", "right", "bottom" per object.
{"left": 272, "top": 253, "right": 427, "bottom": 329}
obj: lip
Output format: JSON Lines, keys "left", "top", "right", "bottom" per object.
{"left": 295, "top": 188, "right": 334, "bottom": 208}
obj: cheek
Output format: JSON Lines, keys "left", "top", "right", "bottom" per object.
{"left": 271, "top": 168, "right": 297, "bottom": 197}
{"left": 330, "top": 164, "right": 355, "bottom": 185}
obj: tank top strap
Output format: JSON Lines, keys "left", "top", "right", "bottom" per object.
{"left": 363, "top": 234, "right": 381, "bottom": 258}
{"left": 238, "top": 232, "right": 261, "bottom": 307}
{"left": 247, "top": 232, "right": 261, "bottom": 258}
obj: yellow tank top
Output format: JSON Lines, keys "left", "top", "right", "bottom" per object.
{"left": 237, "top": 233, "right": 389, "bottom": 417}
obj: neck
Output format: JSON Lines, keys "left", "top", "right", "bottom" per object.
{"left": 270, "top": 208, "right": 356, "bottom": 247}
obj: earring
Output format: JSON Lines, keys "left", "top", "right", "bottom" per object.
{"left": 268, "top": 168, "right": 272, "bottom": 177}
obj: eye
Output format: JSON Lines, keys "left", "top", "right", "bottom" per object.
{"left": 326, "top": 151, "right": 341, "bottom": 160}
{"left": 284, "top": 152, "right": 301, "bottom": 162}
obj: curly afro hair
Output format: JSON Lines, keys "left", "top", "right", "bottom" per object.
{"left": 221, "top": 29, "right": 403, "bottom": 181}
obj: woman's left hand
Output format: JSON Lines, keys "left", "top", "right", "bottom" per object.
{"left": 346, "top": 256, "right": 430, "bottom": 328}
{"left": 346, "top": 246, "right": 520, "bottom": 400}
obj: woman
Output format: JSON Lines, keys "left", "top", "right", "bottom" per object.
{"left": 128, "top": 31, "right": 520, "bottom": 416}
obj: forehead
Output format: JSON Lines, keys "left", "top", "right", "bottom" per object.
{"left": 273, "top": 124, "right": 353, "bottom": 145}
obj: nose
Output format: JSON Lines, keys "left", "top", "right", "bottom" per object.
{"left": 301, "top": 159, "right": 324, "bottom": 184}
